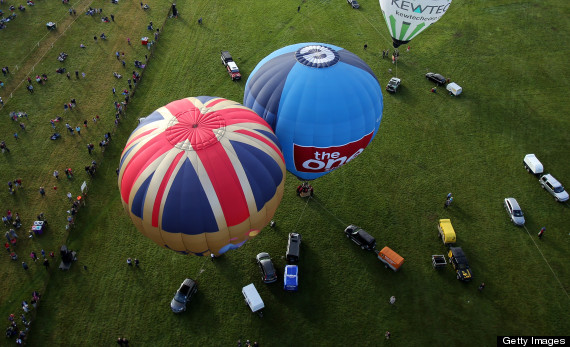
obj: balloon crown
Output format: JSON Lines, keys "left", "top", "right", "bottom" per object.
{"left": 165, "top": 108, "right": 226, "bottom": 151}
{"left": 295, "top": 45, "right": 340, "bottom": 68}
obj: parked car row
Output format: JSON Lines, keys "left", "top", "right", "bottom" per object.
{"left": 385, "top": 72, "right": 462, "bottom": 95}
{"left": 425, "top": 72, "right": 463, "bottom": 96}
{"left": 255, "top": 232, "right": 301, "bottom": 288}
{"left": 245, "top": 233, "right": 302, "bottom": 317}
{"left": 433, "top": 219, "right": 472, "bottom": 282}
{"left": 524, "top": 154, "right": 568, "bottom": 202}
{"left": 507, "top": 154, "right": 568, "bottom": 229}
{"left": 343, "top": 225, "right": 404, "bottom": 271}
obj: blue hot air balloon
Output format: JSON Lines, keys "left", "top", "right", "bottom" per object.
{"left": 243, "top": 43, "right": 383, "bottom": 181}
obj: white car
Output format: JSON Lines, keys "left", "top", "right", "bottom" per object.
{"left": 386, "top": 77, "right": 401, "bottom": 93}
{"left": 539, "top": 174, "right": 569, "bottom": 202}
{"left": 503, "top": 198, "right": 525, "bottom": 226}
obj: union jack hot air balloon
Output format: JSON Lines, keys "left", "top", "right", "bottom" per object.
{"left": 118, "top": 97, "right": 286, "bottom": 256}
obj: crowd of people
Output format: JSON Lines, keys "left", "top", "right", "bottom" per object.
{"left": 0, "top": 0, "right": 168, "bottom": 343}
{"left": 5, "top": 289, "right": 41, "bottom": 345}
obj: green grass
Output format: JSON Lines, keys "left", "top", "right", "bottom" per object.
{"left": 1, "top": 0, "right": 569, "bottom": 345}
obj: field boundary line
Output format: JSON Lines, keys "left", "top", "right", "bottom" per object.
{"left": 522, "top": 225, "right": 569, "bottom": 299}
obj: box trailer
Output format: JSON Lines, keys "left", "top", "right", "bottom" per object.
{"left": 378, "top": 246, "right": 404, "bottom": 272}
{"left": 242, "top": 283, "right": 264, "bottom": 317}
{"left": 446, "top": 82, "right": 462, "bottom": 96}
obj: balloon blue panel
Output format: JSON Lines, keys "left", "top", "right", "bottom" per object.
{"left": 162, "top": 158, "right": 218, "bottom": 235}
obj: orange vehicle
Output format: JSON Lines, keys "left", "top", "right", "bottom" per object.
{"left": 377, "top": 247, "right": 404, "bottom": 272}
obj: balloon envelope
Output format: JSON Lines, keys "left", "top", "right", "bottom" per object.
{"left": 118, "top": 97, "right": 286, "bottom": 256}
{"left": 244, "top": 43, "right": 383, "bottom": 181}
{"left": 379, "top": 0, "right": 452, "bottom": 48}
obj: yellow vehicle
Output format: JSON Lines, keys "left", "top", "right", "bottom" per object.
{"left": 437, "top": 219, "right": 456, "bottom": 245}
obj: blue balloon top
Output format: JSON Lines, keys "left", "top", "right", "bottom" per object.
{"left": 244, "top": 43, "right": 383, "bottom": 181}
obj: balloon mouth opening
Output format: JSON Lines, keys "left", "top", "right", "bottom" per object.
{"left": 391, "top": 38, "right": 408, "bottom": 49}
{"left": 165, "top": 109, "right": 226, "bottom": 151}
{"left": 295, "top": 44, "right": 340, "bottom": 68}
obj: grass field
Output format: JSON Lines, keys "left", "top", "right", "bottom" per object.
{"left": 1, "top": 0, "right": 569, "bottom": 345}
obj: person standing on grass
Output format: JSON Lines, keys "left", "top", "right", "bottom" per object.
{"left": 22, "top": 262, "right": 28, "bottom": 270}
{"left": 1, "top": 141, "right": 10, "bottom": 153}
{"left": 538, "top": 227, "right": 545, "bottom": 239}
{"left": 478, "top": 282, "right": 485, "bottom": 292}
{"left": 389, "top": 296, "right": 396, "bottom": 305}
{"left": 39, "top": 186, "right": 45, "bottom": 196}
{"left": 43, "top": 258, "right": 49, "bottom": 269}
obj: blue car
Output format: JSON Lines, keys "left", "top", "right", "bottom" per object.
{"left": 283, "top": 265, "right": 299, "bottom": 291}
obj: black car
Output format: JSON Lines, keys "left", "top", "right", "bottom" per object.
{"left": 448, "top": 247, "right": 473, "bottom": 282}
{"left": 347, "top": 0, "right": 359, "bottom": 9}
{"left": 425, "top": 72, "right": 447, "bottom": 85}
{"left": 256, "top": 252, "right": 277, "bottom": 283}
{"left": 170, "top": 278, "right": 198, "bottom": 313}
{"left": 344, "top": 225, "right": 376, "bottom": 251}
{"left": 286, "top": 233, "right": 302, "bottom": 263}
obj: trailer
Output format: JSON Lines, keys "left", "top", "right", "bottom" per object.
{"left": 242, "top": 283, "right": 264, "bottom": 317}
{"left": 377, "top": 246, "right": 404, "bottom": 272}
{"left": 432, "top": 255, "right": 447, "bottom": 269}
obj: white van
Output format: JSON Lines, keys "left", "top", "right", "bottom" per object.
{"left": 446, "top": 82, "right": 462, "bottom": 96}
{"left": 242, "top": 283, "right": 264, "bottom": 317}
{"left": 523, "top": 154, "right": 543, "bottom": 176}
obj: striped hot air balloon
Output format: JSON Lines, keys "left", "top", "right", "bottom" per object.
{"left": 118, "top": 97, "right": 286, "bottom": 256}
{"left": 243, "top": 43, "right": 383, "bottom": 181}
{"left": 379, "top": 0, "right": 452, "bottom": 48}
